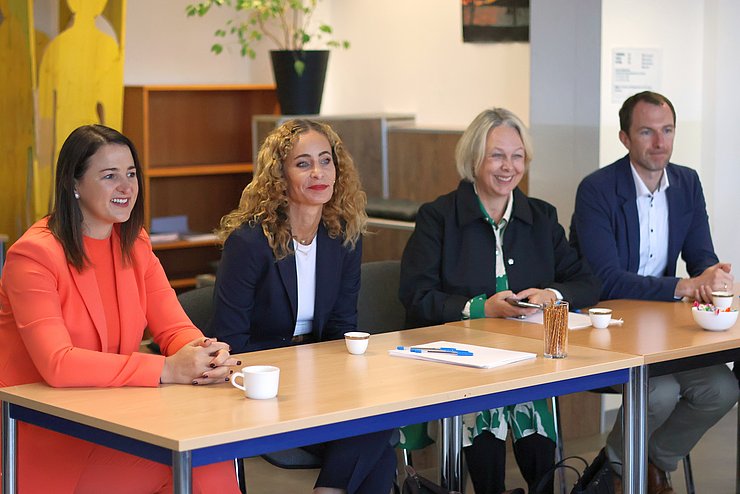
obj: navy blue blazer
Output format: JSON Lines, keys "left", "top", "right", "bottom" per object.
{"left": 211, "top": 222, "right": 361, "bottom": 353}
{"left": 400, "top": 181, "right": 600, "bottom": 328}
{"left": 570, "top": 155, "right": 718, "bottom": 301}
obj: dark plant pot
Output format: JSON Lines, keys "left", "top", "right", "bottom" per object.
{"left": 270, "top": 50, "right": 329, "bottom": 115}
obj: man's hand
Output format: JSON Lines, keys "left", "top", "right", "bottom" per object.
{"left": 674, "top": 263, "right": 733, "bottom": 302}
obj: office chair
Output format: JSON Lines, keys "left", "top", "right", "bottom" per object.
{"left": 357, "top": 261, "right": 435, "bottom": 466}
{"left": 176, "top": 286, "right": 322, "bottom": 494}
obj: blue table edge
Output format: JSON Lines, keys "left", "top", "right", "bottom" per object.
{"left": 4, "top": 369, "right": 628, "bottom": 468}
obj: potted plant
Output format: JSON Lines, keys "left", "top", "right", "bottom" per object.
{"left": 186, "top": 0, "right": 349, "bottom": 115}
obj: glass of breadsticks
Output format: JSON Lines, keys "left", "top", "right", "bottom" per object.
{"left": 543, "top": 301, "right": 569, "bottom": 358}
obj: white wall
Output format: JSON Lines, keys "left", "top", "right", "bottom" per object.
{"left": 124, "top": 0, "right": 530, "bottom": 128}
{"left": 599, "top": 0, "right": 705, "bottom": 174}
{"left": 323, "top": 0, "right": 530, "bottom": 127}
{"left": 124, "top": 0, "right": 273, "bottom": 85}
{"left": 702, "top": 0, "right": 740, "bottom": 269}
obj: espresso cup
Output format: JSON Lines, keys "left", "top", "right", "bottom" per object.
{"left": 230, "top": 365, "right": 280, "bottom": 399}
{"left": 712, "top": 291, "right": 734, "bottom": 310}
{"left": 344, "top": 331, "right": 370, "bottom": 355}
{"left": 589, "top": 308, "right": 613, "bottom": 329}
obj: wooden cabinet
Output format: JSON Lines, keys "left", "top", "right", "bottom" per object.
{"left": 123, "top": 85, "right": 279, "bottom": 290}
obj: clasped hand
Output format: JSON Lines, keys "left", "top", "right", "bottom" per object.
{"left": 675, "top": 262, "right": 733, "bottom": 303}
{"left": 160, "top": 337, "right": 241, "bottom": 385}
{"left": 484, "top": 288, "right": 557, "bottom": 318}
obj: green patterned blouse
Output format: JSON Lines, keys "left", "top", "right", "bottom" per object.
{"left": 462, "top": 191, "right": 556, "bottom": 447}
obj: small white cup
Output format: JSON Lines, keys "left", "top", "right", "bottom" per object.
{"left": 230, "top": 365, "right": 280, "bottom": 399}
{"left": 589, "top": 308, "right": 613, "bottom": 329}
{"left": 344, "top": 331, "right": 370, "bottom": 355}
{"left": 712, "top": 291, "right": 734, "bottom": 310}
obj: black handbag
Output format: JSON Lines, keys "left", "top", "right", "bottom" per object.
{"left": 401, "top": 465, "right": 462, "bottom": 494}
{"left": 533, "top": 449, "right": 616, "bottom": 494}
{"left": 571, "top": 449, "right": 616, "bottom": 494}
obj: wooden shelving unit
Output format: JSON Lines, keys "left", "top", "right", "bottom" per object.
{"left": 123, "top": 85, "right": 279, "bottom": 290}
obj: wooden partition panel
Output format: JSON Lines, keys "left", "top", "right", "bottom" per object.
{"left": 387, "top": 127, "right": 463, "bottom": 202}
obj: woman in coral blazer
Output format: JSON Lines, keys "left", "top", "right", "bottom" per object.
{"left": 0, "top": 125, "right": 241, "bottom": 493}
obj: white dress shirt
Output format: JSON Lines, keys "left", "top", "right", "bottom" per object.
{"left": 630, "top": 163, "right": 670, "bottom": 277}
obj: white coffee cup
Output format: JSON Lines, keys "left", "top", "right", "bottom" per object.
{"left": 344, "top": 331, "right": 370, "bottom": 355}
{"left": 588, "top": 308, "right": 613, "bottom": 329}
{"left": 230, "top": 365, "right": 280, "bottom": 399}
{"left": 712, "top": 291, "right": 734, "bottom": 310}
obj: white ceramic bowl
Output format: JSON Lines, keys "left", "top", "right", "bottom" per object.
{"left": 691, "top": 307, "right": 739, "bottom": 331}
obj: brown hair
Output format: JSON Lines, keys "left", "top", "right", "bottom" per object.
{"left": 47, "top": 124, "right": 144, "bottom": 271}
{"left": 619, "top": 91, "right": 676, "bottom": 133}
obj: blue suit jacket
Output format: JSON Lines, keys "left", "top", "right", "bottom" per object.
{"left": 570, "top": 155, "right": 718, "bottom": 301}
{"left": 211, "top": 222, "right": 361, "bottom": 353}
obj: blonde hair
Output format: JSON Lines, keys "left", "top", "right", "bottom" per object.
{"left": 217, "top": 119, "right": 367, "bottom": 260}
{"left": 455, "top": 107, "right": 534, "bottom": 182}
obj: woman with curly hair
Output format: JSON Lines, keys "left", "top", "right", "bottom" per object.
{"left": 211, "top": 119, "right": 396, "bottom": 494}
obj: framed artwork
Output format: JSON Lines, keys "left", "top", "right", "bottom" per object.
{"left": 462, "top": 0, "right": 530, "bottom": 43}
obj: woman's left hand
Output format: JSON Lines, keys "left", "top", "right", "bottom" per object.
{"left": 160, "top": 337, "right": 242, "bottom": 385}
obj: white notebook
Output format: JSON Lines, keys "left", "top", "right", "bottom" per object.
{"left": 388, "top": 340, "right": 537, "bottom": 369}
{"left": 507, "top": 311, "right": 593, "bottom": 330}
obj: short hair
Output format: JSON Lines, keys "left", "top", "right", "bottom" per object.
{"left": 619, "top": 91, "right": 676, "bottom": 133}
{"left": 455, "top": 107, "right": 533, "bottom": 182}
{"left": 47, "top": 124, "right": 144, "bottom": 271}
{"left": 217, "top": 119, "right": 367, "bottom": 260}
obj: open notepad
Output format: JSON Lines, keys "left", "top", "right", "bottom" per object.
{"left": 388, "top": 341, "right": 536, "bottom": 369}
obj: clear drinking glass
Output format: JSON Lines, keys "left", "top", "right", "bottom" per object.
{"left": 543, "top": 301, "right": 569, "bottom": 358}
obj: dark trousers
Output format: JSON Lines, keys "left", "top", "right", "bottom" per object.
{"left": 464, "top": 432, "right": 555, "bottom": 494}
{"left": 304, "top": 429, "right": 397, "bottom": 494}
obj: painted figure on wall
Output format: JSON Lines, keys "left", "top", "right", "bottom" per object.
{"left": 0, "top": 0, "right": 36, "bottom": 243}
{"left": 36, "top": 0, "right": 124, "bottom": 218}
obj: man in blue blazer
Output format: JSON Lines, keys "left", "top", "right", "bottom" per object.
{"left": 571, "top": 91, "right": 737, "bottom": 494}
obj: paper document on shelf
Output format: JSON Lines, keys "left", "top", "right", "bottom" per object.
{"left": 507, "top": 311, "right": 606, "bottom": 330}
{"left": 388, "top": 341, "right": 536, "bottom": 369}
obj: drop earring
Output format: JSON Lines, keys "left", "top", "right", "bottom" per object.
{"left": 74, "top": 191, "right": 80, "bottom": 199}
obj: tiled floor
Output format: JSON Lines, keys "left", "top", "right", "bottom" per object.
{"left": 241, "top": 405, "right": 737, "bottom": 493}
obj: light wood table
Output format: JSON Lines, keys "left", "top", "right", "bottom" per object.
{"left": 449, "top": 288, "right": 740, "bottom": 494}
{"left": 1, "top": 326, "right": 641, "bottom": 494}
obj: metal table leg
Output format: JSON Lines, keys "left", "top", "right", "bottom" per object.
{"left": 173, "top": 450, "right": 192, "bottom": 494}
{"left": 2, "top": 401, "right": 17, "bottom": 494}
{"left": 440, "top": 415, "right": 464, "bottom": 492}
{"left": 623, "top": 365, "right": 647, "bottom": 494}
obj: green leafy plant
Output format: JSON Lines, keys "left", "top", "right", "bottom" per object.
{"left": 186, "top": 0, "right": 350, "bottom": 75}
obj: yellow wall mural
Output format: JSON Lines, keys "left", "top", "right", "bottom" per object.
{"left": 0, "top": 0, "right": 36, "bottom": 244}
{"left": 36, "top": 0, "right": 126, "bottom": 220}
{"left": 0, "top": 0, "right": 126, "bottom": 247}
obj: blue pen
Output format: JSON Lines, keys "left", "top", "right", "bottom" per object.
{"left": 397, "top": 346, "right": 474, "bottom": 356}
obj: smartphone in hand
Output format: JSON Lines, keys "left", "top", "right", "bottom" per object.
{"left": 505, "top": 296, "right": 544, "bottom": 309}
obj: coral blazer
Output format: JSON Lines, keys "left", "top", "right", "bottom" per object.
{"left": 0, "top": 219, "right": 203, "bottom": 492}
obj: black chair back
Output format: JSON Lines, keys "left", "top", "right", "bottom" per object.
{"left": 357, "top": 260, "right": 405, "bottom": 334}
{"left": 177, "top": 285, "right": 215, "bottom": 336}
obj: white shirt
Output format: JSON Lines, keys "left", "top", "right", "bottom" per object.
{"left": 630, "top": 163, "right": 670, "bottom": 277}
{"left": 292, "top": 238, "right": 316, "bottom": 336}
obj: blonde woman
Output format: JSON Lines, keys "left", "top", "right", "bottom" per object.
{"left": 400, "top": 108, "right": 601, "bottom": 494}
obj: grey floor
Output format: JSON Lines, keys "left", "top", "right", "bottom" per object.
{"left": 240, "top": 405, "right": 737, "bottom": 493}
